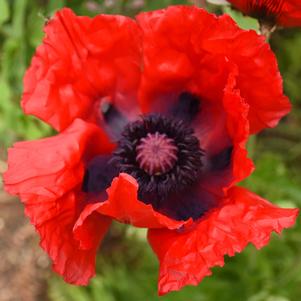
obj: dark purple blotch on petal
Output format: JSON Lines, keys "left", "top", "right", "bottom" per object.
{"left": 156, "top": 186, "right": 217, "bottom": 221}
{"left": 82, "top": 155, "right": 119, "bottom": 193}
{"left": 210, "top": 146, "right": 233, "bottom": 171}
{"left": 101, "top": 100, "right": 129, "bottom": 141}
{"left": 171, "top": 92, "right": 200, "bottom": 123}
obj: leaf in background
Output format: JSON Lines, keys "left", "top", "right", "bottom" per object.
{"left": 12, "top": 0, "right": 27, "bottom": 38}
{"left": 0, "top": 78, "right": 12, "bottom": 107}
{"left": 223, "top": 6, "right": 259, "bottom": 31}
{"left": 47, "top": 0, "right": 66, "bottom": 15}
{"left": 27, "top": 8, "right": 45, "bottom": 48}
{"left": 0, "top": 0, "right": 9, "bottom": 26}
{"left": 144, "top": 0, "right": 186, "bottom": 11}
{"left": 49, "top": 277, "right": 91, "bottom": 301}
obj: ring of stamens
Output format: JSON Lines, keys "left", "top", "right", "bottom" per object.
{"left": 113, "top": 114, "right": 205, "bottom": 202}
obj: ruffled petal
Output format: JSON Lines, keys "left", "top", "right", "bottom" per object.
{"left": 4, "top": 119, "right": 113, "bottom": 196}
{"left": 137, "top": 6, "right": 230, "bottom": 115}
{"left": 96, "top": 173, "right": 192, "bottom": 229}
{"left": 222, "top": 67, "right": 254, "bottom": 183}
{"left": 3, "top": 119, "right": 113, "bottom": 284}
{"left": 74, "top": 203, "right": 112, "bottom": 250}
{"left": 206, "top": 11, "right": 292, "bottom": 134}
{"left": 196, "top": 66, "right": 254, "bottom": 198}
{"left": 35, "top": 192, "right": 111, "bottom": 284}
{"left": 22, "top": 8, "right": 142, "bottom": 131}
{"left": 203, "top": 18, "right": 291, "bottom": 133}
{"left": 148, "top": 186, "right": 298, "bottom": 295}
{"left": 137, "top": 6, "right": 290, "bottom": 134}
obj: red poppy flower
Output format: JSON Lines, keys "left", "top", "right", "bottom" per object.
{"left": 228, "top": 0, "right": 301, "bottom": 27}
{"left": 4, "top": 6, "right": 298, "bottom": 295}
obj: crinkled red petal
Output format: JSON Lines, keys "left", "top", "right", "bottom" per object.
{"left": 96, "top": 173, "right": 192, "bottom": 229}
{"left": 22, "top": 8, "right": 142, "bottom": 131}
{"left": 137, "top": 6, "right": 290, "bottom": 134}
{"left": 137, "top": 6, "right": 230, "bottom": 114}
{"left": 148, "top": 186, "right": 299, "bottom": 295}
{"left": 35, "top": 192, "right": 110, "bottom": 284}
{"left": 197, "top": 66, "right": 254, "bottom": 198}
{"left": 74, "top": 203, "right": 112, "bottom": 250}
{"left": 223, "top": 66, "right": 254, "bottom": 183}
{"left": 3, "top": 119, "right": 113, "bottom": 284}
{"left": 4, "top": 119, "right": 113, "bottom": 196}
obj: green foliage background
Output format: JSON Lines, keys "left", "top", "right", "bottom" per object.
{"left": 0, "top": 1, "right": 301, "bottom": 300}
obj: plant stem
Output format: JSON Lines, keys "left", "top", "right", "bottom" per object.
{"left": 259, "top": 21, "right": 277, "bottom": 41}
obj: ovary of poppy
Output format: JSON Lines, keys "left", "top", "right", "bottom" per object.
{"left": 227, "top": 0, "right": 301, "bottom": 27}
{"left": 4, "top": 5, "right": 298, "bottom": 295}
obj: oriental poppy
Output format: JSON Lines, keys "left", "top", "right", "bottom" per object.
{"left": 227, "top": 0, "right": 301, "bottom": 27}
{"left": 4, "top": 6, "right": 298, "bottom": 295}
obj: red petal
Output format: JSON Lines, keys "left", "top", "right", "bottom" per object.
{"left": 195, "top": 12, "right": 291, "bottom": 133}
{"left": 280, "top": 1, "right": 301, "bottom": 26}
{"left": 97, "top": 173, "right": 192, "bottom": 229}
{"left": 22, "top": 8, "right": 142, "bottom": 131}
{"left": 198, "top": 67, "right": 254, "bottom": 197}
{"left": 227, "top": 0, "right": 249, "bottom": 12}
{"left": 148, "top": 186, "right": 299, "bottom": 295}
{"left": 137, "top": 6, "right": 227, "bottom": 114}
{"left": 36, "top": 192, "right": 110, "bottom": 284}
{"left": 229, "top": 0, "right": 301, "bottom": 27}
{"left": 137, "top": 6, "right": 290, "bottom": 133}
{"left": 4, "top": 119, "right": 113, "bottom": 196}
{"left": 223, "top": 67, "right": 254, "bottom": 183}
{"left": 74, "top": 203, "right": 112, "bottom": 250}
{"left": 4, "top": 119, "right": 113, "bottom": 284}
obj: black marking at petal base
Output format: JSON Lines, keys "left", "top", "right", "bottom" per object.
{"left": 210, "top": 146, "right": 233, "bottom": 171}
{"left": 160, "top": 187, "right": 217, "bottom": 221}
{"left": 101, "top": 100, "right": 128, "bottom": 141}
{"left": 171, "top": 92, "right": 200, "bottom": 123}
{"left": 82, "top": 155, "right": 119, "bottom": 193}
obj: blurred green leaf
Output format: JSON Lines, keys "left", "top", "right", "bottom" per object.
{"left": 223, "top": 6, "right": 259, "bottom": 31}
{"left": 144, "top": 0, "right": 187, "bottom": 11}
{"left": 0, "top": 0, "right": 9, "bottom": 25}
{"left": 47, "top": 0, "right": 66, "bottom": 15}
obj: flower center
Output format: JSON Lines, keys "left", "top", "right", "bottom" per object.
{"left": 113, "top": 114, "right": 204, "bottom": 202}
{"left": 136, "top": 132, "right": 178, "bottom": 175}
